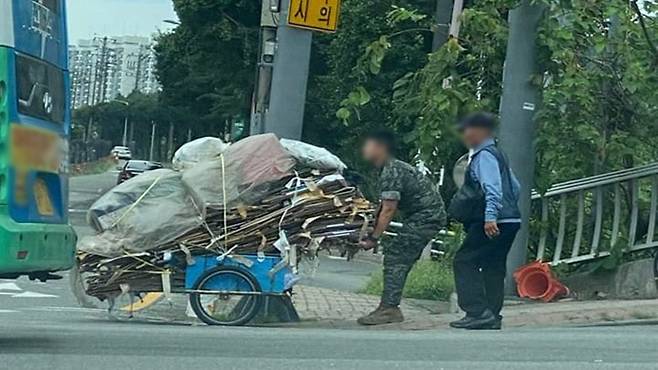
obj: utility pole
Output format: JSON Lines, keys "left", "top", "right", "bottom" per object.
{"left": 497, "top": 0, "right": 546, "bottom": 294}
{"left": 96, "top": 37, "right": 111, "bottom": 104}
{"left": 250, "top": 1, "right": 278, "bottom": 135}
{"left": 149, "top": 121, "right": 156, "bottom": 161}
{"left": 129, "top": 121, "right": 135, "bottom": 151}
{"left": 117, "top": 100, "right": 130, "bottom": 147}
{"left": 122, "top": 116, "right": 129, "bottom": 146}
{"left": 433, "top": 0, "right": 454, "bottom": 50}
{"left": 264, "top": 0, "right": 313, "bottom": 140}
{"left": 85, "top": 115, "right": 93, "bottom": 162}
{"left": 133, "top": 45, "right": 150, "bottom": 93}
{"left": 167, "top": 122, "right": 175, "bottom": 161}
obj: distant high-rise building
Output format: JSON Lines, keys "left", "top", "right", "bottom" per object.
{"left": 69, "top": 36, "right": 160, "bottom": 109}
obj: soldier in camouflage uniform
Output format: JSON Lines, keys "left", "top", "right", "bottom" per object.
{"left": 358, "top": 129, "right": 446, "bottom": 326}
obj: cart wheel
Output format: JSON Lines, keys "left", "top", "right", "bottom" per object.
{"left": 189, "top": 266, "right": 263, "bottom": 326}
{"left": 69, "top": 261, "right": 102, "bottom": 309}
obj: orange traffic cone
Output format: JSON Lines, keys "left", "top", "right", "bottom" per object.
{"left": 513, "top": 261, "right": 569, "bottom": 302}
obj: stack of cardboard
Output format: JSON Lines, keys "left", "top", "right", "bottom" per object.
{"left": 76, "top": 134, "right": 372, "bottom": 300}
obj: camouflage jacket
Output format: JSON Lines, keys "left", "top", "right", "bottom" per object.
{"left": 379, "top": 158, "right": 447, "bottom": 228}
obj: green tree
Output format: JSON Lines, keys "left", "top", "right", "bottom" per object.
{"left": 333, "top": 0, "right": 658, "bottom": 193}
{"left": 304, "top": 0, "right": 437, "bottom": 169}
{"left": 154, "top": 0, "right": 261, "bottom": 138}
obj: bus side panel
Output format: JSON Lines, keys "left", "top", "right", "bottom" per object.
{"left": 0, "top": 47, "right": 9, "bottom": 204}
{"left": 0, "top": 205, "right": 75, "bottom": 275}
{"left": 0, "top": 47, "right": 75, "bottom": 275}
{"left": 5, "top": 49, "right": 69, "bottom": 225}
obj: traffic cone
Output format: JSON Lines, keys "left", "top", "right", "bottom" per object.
{"left": 514, "top": 261, "right": 569, "bottom": 302}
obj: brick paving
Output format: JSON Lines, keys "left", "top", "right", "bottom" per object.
{"left": 291, "top": 285, "right": 434, "bottom": 321}
{"left": 104, "top": 284, "right": 658, "bottom": 330}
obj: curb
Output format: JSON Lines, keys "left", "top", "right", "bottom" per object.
{"left": 577, "top": 319, "right": 658, "bottom": 328}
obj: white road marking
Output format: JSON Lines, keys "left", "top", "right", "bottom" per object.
{"left": 0, "top": 282, "right": 22, "bottom": 291}
{"left": 12, "top": 291, "right": 58, "bottom": 298}
{"left": 27, "top": 306, "right": 104, "bottom": 313}
{"left": 0, "top": 309, "right": 18, "bottom": 313}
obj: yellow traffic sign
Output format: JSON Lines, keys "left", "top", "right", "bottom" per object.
{"left": 288, "top": 0, "right": 341, "bottom": 33}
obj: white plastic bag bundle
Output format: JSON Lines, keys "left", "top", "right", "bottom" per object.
{"left": 172, "top": 137, "right": 228, "bottom": 170}
{"left": 183, "top": 134, "right": 296, "bottom": 209}
{"left": 280, "top": 139, "right": 347, "bottom": 172}
{"left": 82, "top": 169, "right": 203, "bottom": 257}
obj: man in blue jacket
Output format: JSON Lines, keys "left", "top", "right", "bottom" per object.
{"left": 449, "top": 112, "right": 521, "bottom": 330}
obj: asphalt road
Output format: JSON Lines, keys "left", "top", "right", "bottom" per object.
{"left": 1, "top": 171, "right": 657, "bottom": 369}
{"left": 1, "top": 282, "right": 658, "bottom": 370}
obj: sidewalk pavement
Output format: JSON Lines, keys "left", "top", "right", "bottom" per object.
{"left": 290, "top": 285, "right": 658, "bottom": 330}
{"left": 115, "top": 284, "right": 658, "bottom": 330}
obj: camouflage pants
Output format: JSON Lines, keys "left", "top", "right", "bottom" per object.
{"left": 381, "top": 224, "right": 438, "bottom": 307}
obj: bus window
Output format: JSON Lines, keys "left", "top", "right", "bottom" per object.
{"left": 15, "top": 53, "right": 65, "bottom": 124}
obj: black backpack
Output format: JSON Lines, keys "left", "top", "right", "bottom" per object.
{"left": 448, "top": 158, "right": 485, "bottom": 224}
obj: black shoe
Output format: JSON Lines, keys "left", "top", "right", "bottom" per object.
{"left": 449, "top": 309, "right": 497, "bottom": 330}
{"left": 449, "top": 315, "right": 473, "bottom": 329}
{"left": 465, "top": 310, "right": 498, "bottom": 330}
{"left": 476, "top": 317, "right": 501, "bottom": 330}
{"left": 490, "top": 315, "right": 503, "bottom": 330}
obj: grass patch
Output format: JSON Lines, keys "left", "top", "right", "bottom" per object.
{"left": 71, "top": 157, "right": 116, "bottom": 176}
{"left": 360, "top": 260, "right": 454, "bottom": 301}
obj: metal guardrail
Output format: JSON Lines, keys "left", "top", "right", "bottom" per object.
{"left": 532, "top": 163, "right": 658, "bottom": 265}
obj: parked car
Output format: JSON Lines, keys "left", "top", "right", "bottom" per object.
{"left": 117, "top": 160, "right": 164, "bottom": 184}
{"left": 111, "top": 146, "right": 132, "bottom": 160}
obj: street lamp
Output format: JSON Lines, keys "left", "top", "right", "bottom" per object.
{"left": 116, "top": 99, "right": 130, "bottom": 147}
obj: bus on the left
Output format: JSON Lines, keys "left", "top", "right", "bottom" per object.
{"left": 0, "top": 0, "right": 76, "bottom": 281}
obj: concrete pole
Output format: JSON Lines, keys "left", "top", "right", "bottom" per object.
{"left": 448, "top": 0, "right": 464, "bottom": 38}
{"left": 497, "top": 0, "right": 546, "bottom": 294}
{"left": 129, "top": 121, "right": 135, "bottom": 151}
{"left": 167, "top": 122, "right": 174, "bottom": 161}
{"left": 265, "top": 0, "right": 313, "bottom": 140}
{"left": 122, "top": 116, "right": 128, "bottom": 146}
{"left": 250, "top": 27, "right": 277, "bottom": 136}
{"left": 149, "top": 121, "right": 156, "bottom": 161}
{"left": 432, "top": 0, "right": 454, "bottom": 50}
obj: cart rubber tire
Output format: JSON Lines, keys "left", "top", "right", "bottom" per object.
{"left": 189, "top": 266, "right": 263, "bottom": 326}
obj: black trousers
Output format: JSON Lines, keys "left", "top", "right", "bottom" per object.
{"left": 453, "top": 222, "right": 520, "bottom": 317}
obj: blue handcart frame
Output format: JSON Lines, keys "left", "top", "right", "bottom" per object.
{"left": 184, "top": 254, "right": 292, "bottom": 326}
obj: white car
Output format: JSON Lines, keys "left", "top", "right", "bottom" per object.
{"left": 111, "top": 146, "right": 132, "bottom": 160}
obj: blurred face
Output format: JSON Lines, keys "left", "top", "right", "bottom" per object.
{"left": 461, "top": 126, "right": 492, "bottom": 149}
{"left": 362, "top": 139, "right": 389, "bottom": 167}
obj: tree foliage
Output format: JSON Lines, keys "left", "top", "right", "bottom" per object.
{"left": 81, "top": 0, "right": 658, "bottom": 195}
{"left": 72, "top": 92, "right": 171, "bottom": 161}
{"left": 332, "top": 0, "right": 658, "bottom": 195}
{"left": 536, "top": 0, "right": 658, "bottom": 188}
{"left": 154, "top": 0, "right": 260, "bottom": 136}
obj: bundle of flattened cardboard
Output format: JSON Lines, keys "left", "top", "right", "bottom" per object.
{"left": 77, "top": 134, "right": 373, "bottom": 299}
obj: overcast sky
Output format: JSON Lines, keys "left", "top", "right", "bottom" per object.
{"left": 66, "top": 0, "right": 178, "bottom": 43}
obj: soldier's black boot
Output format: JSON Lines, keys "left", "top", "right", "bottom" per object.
{"left": 357, "top": 306, "right": 404, "bottom": 325}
